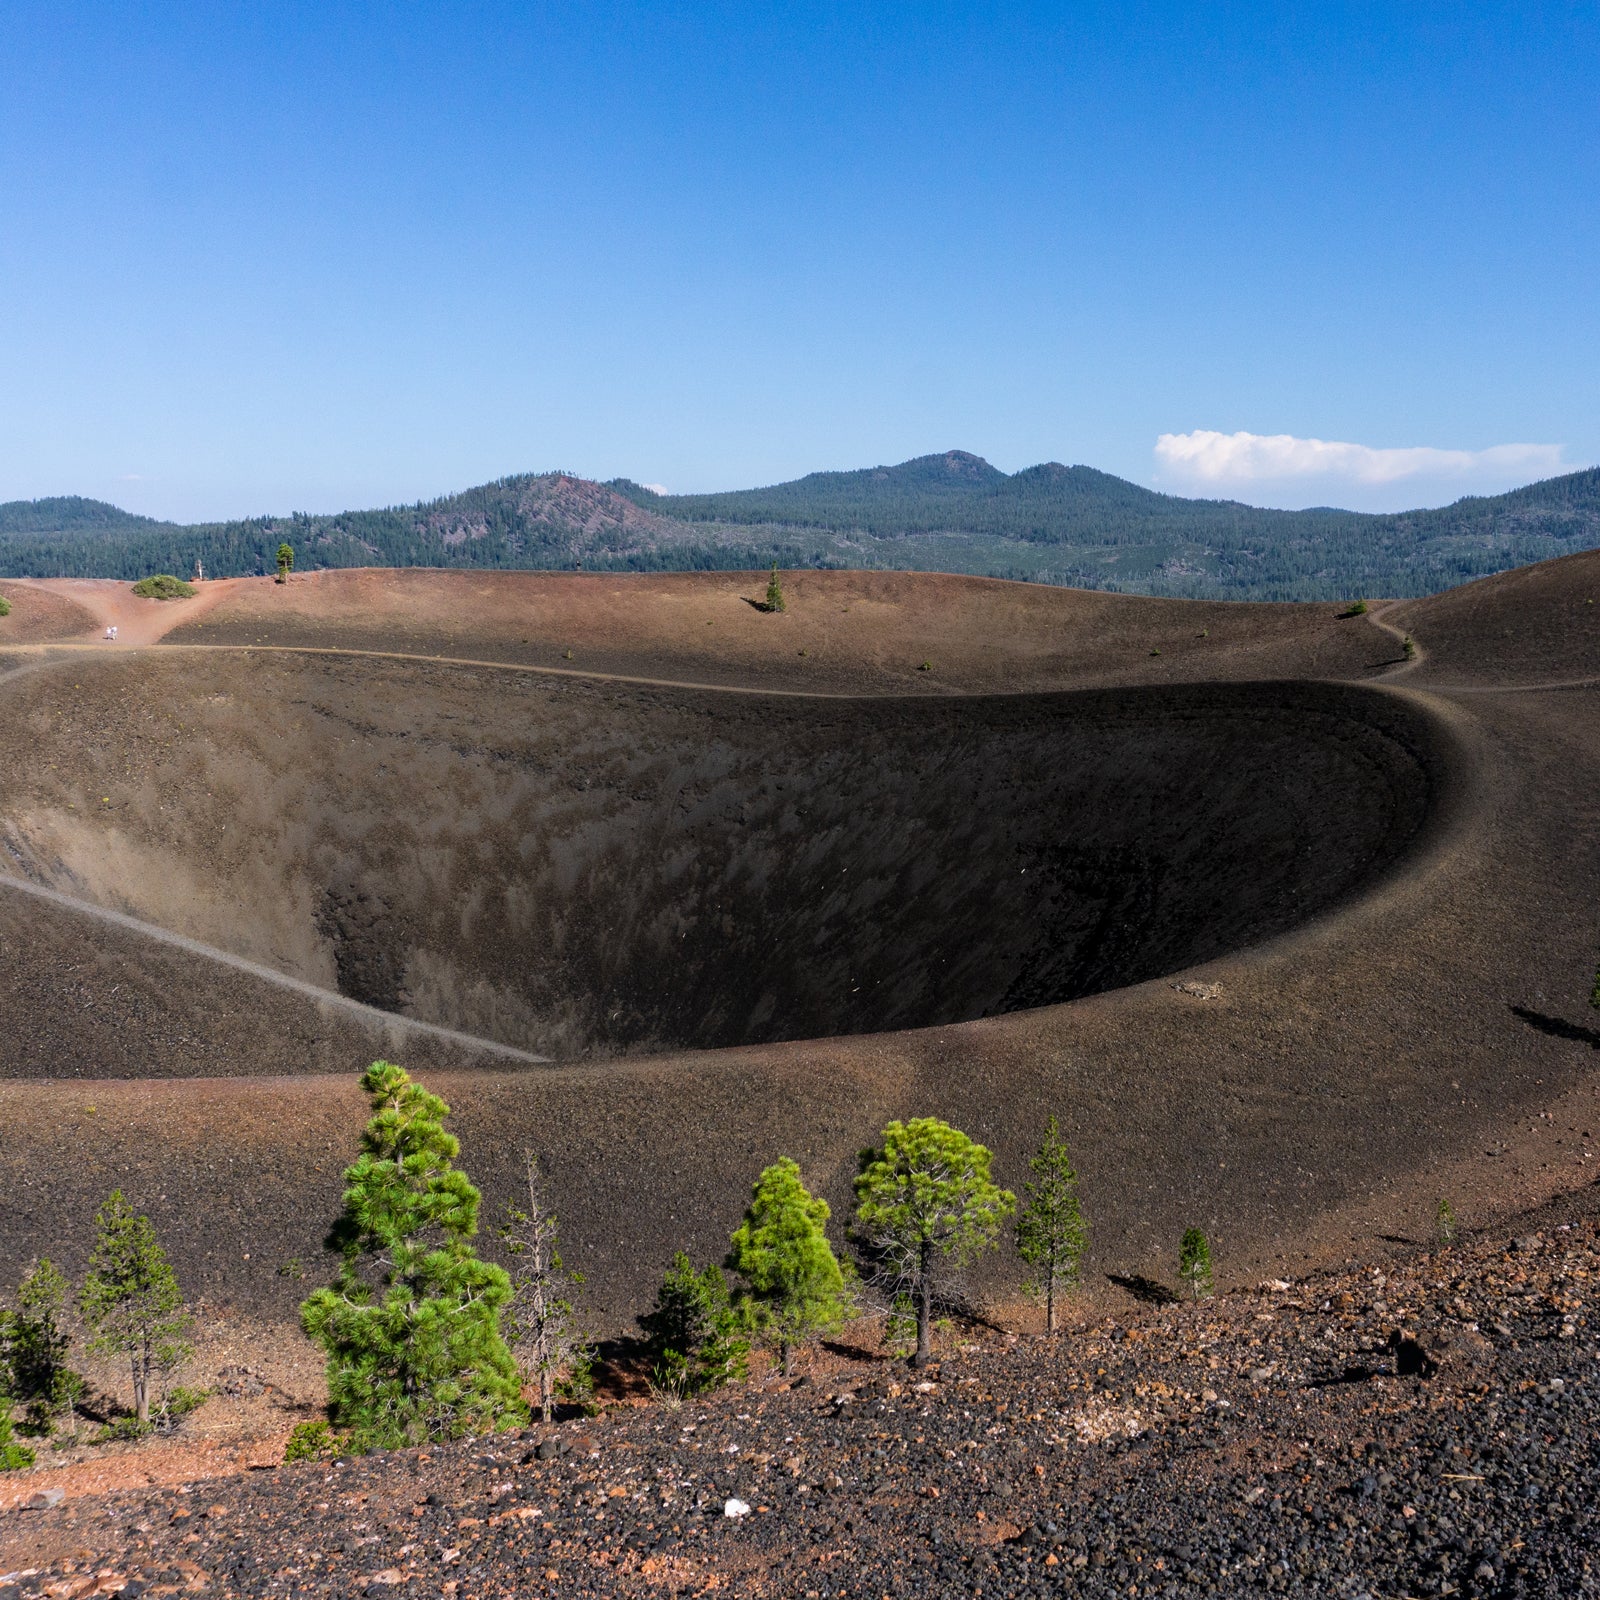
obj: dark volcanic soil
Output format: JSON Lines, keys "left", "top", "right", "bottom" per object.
{"left": 2, "top": 558, "right": 1600, "bottom": 1361}
{"left": 0, "top": 653, "right": 1442, "bottom": 1057}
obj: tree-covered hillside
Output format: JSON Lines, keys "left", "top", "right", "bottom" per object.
{"left": 616, "top": 451, "right": 1600, "bottom": 600}
{"left": 4, "top": 453, "right": 1599, "bottom": 601}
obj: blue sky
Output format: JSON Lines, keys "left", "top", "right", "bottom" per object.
{"left": 2, "top": 1, "right": 1596, "bottom": 519}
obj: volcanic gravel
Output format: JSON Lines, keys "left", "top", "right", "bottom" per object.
{"left": 5, "top": 1203, "right": 1598, "bottom": 1599}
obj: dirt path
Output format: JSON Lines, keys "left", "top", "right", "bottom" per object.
{"left": 1366, "top": 599, "right": 1425, "bottom": 675}
{"left": 0, "top": 873, "right": 552, "bottom": 1066}
{"left": 2, "top": 577, "right": 237, "bottom": 646}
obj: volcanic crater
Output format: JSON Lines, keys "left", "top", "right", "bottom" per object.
{"left": 0, "top": 651, "right": 1441, "bottom": 1059}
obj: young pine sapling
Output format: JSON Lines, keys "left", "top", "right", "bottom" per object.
{"left": 1014, "top": 1117, "right": 1089, "bottom": 1334}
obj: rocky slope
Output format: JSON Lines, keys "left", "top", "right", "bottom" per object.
{"left": 4, "top": 1190, "right": 1597, "bottom": 1599}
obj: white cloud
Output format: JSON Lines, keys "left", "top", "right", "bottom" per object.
{"left": 1155, "top": 430, "right": 1567, "bottom": 497}
{"left": 641, "top": 482, "right": 669, "bottom": 496}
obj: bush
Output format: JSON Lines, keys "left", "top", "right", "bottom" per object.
{"left": 163, "top": 1385, "right": 212, "bottom": 1422}
{"left": 131, "top": 574, "right": 196, "bottom": 600}
{"left": 94, "top": 1415, "right": 150, "bottom": 1444}
{"left": 0, "top": 594, "right": 11, "bottom": 618}
{"left": 0, "top": 1405, "right": 35, "bottom": 1471}
{"left": 639, "top": 1253, "right": 748, "bottom": 1399}
{"left": 1339, "top": 599, "right": 1369, "bottom": 617}
{"left": 284, "top": 1419, "right": 336, "bottom": 1463}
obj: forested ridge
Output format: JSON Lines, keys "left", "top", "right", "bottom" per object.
{"left": 5, "top": 450, "right": 1599, "bottom": 600}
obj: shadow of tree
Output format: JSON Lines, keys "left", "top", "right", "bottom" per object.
{"left": 1107, "top": 1272, "right": 1180, "bottom": 1305}
{"left": 1510, "top": 1004, "right": 1600, "bottom": 1048}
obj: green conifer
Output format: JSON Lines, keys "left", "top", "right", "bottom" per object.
{"left": 640, "top": 1253, "right": 748, "bottom": 1398}
{"left": 1178, "top": 1226, "right": 1214, "bottom": 1301}
{"left": 1014, "top": 1118, "right": 1089, "bottom": 1334}
{"left": 79, "top": 1194, "right": 191, "bottom": 1427}
{"left": 726, "top": 1158, "right": 851, "bottom": 1375}
{"left": 852, "top": 1118, "right": 1015, "bottom": 1366}
{"left": 300, "top": 1062, "right": 524, "bottom": 1449}
{"left": 765, "top": 563, "right": 786, "bottom": 612}
{"left": 4, "top": 1259, "right": 84, "bottom": 1433}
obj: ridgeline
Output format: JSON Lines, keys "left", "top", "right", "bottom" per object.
{"left": 5, "top": 450, "right": 1600, "bottom": 600}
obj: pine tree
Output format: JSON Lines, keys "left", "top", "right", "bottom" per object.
{"left": 852, "top": 1119, "right": 1015, "bottom": 1367}
{"left": 726, "top": 1158, "right": 851, "bottom": 1376}
{"left": 1013, "top": 1118, "right": 1088, "bottom": 1334}
{"left": 1178, "top": 1227, "right": 1213, "bottom": 1301}
{"left": 3, "top": 1259, "right": 84, "bottom": 1433}
{"left": 276, "top": 542, "right": 294, "bottom": 583}
{"left": 765, "top": 563, "right": 786, "bottom": 612}
{"left": 639, "top": 1253, "right": 749, "bottom": 1398}
{"left": 79, "top": 1194, "right": 191, "bottom": 1427}
{"left": 300, "top": 1062, "right": 524, "bottom": 1449}
{"left": 501, "top": 1152, "right": 591, "bottom": 1423}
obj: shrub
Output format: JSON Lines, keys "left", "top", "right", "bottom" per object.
{"left": 1339, "top": 599, "right": 1369, "bottom": 617}
{"left": 1178, "top": 1227, "right": 1213, "bottom": 1301}
{"left": 852, "top": 1118, "right": 1015, "bottom": 1366}
{"left": 640, "top": 1253, "right": 748, "bottom": 1399}
{"left": 130, "top": 574, "right": 196, "bottom": 599}
{"left": 1014, "top": 1117, "right": 1089, "bottom": 1334}
{"left": 1402, "top": 635, "right": 1418, "bottom": 660}
{"left": 93, "top": 1415, "right": 150, "bottom": 1444}
{"left": 726, "top": 1158, "right": 851, "bottom": 1376}
{"left": 164, "top": 1385, "right": 212, "bottom": 1421}
{"left": 80, "top": 1193, "right": 191, "bottom": 1426}
{"left": 300, "top": 1062, "right": 524, "bottom": 1451}
{"left": 0, "top": 594, "right": 10, "bottom": 618}
{"left": 284, "top": 1419, "right": 336, "bottom": 1463}
{"left": 1436, "top": 1198, "right": 1458, "bottom": 1245}
{"left": 0, "top": 1405, "right": 35, "bottom": 1471}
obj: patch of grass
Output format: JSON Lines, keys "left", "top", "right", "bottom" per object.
{"left": 164, "top": 1385, "right": 212, "bottom": 1421}
{"left": 131, "top": 574, "right": 196, "bottom": 600}
{"left": 94, "top": 1415, "right": 151, "bottom": 1444}
{"left": 284, "top": 1419, "right": 336, "bottom": 1463}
